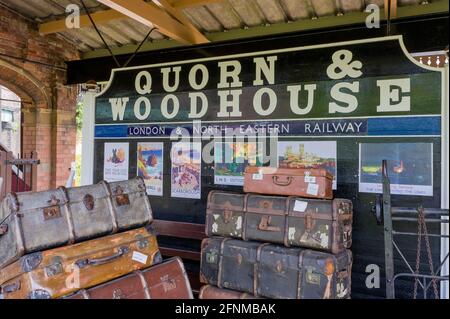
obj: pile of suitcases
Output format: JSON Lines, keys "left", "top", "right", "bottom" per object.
{"left": 0, "top": 177, "right": 193, "bottom": 299}
{"left": 199, "top": 167, "right": 354, "bottom": 299}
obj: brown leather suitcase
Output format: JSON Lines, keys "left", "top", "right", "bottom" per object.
{"left": 243, "top": 167, "right": 333, "bottom": 199}
{"left": 206, "top": 191, "right": 352, "bottom": 253}
{"left": 64, "top": 257, "right": 193, "bottom": 299}
{"left": 0, "top": 177, "right": 152, "bottom": 269}
{"left": 0, "top": 226, "right": 161, "bottom": 299}
{"left": 199, "top": 285, "right": 262, "bottom": 299}
{"left": 200, "top": 237, "right": 352, "bottom": 299}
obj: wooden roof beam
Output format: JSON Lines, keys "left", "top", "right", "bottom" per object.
{"left": 155, "top": 0, "right": 207, "bottom": 39}
{"left": 38, "top": 0, "right": 222, "bottom": 35}
{"left": 96, "top": 0, "right": 208, "bottom": 45}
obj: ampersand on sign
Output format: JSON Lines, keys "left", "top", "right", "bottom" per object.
{"left": 327, "top": 50, "right": 363, "bottom": 80}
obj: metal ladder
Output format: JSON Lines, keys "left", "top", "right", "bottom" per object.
{"left": 372, "top": 160, "right": 449, "bottom": 299}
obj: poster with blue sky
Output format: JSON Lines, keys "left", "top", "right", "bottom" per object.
{"left": 137, "top": 143, "right": 163, "bottom": 196}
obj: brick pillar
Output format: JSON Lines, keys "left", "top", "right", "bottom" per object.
{"left": 22, "top": 107, "right": 53, "bottom": 190}
{"left": 54, "top": 109, "right": 77, "bottom": 187}
{"left": 22, "top": 107, "right": 75, "bottom": 190}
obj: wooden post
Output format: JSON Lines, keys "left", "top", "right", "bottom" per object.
{"left": 31, "top": 151, "right": 38, "bottom": 192}
{"left": 0, "top": 150, "right": 6, "bottom": 199}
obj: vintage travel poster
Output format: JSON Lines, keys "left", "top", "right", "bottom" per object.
{"left": 137, "top": 143, "right": 164, "bottom": 196}
{"left": 214, "top": 142, "right": 263, "bottom": 186}
{"left": 359, "top": 143, "right": 433, "bottom": 196}
{"left": 103, "top": 142, "right": 129, "bottom": 182}
{"left": 277, "top": 141, "right": 337, "bottom": 189}
{"left": 171, "top": 143, "right": 202, "bottom": 199}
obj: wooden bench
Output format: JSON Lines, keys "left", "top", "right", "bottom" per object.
{"left": 152, "top": 219, "right": 206, "bottom": 293}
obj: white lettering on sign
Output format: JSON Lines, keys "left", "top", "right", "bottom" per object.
{"left": 135, "top": 71, "right": 152, "bottom": 94}
{"left": 329, "top": 82, "right": 360, "bottom": 114}
{"left": 109, "top": 97, "right": 129, "bottom": 121}
{"left": 189, "top": 64, "right": 209, "bottom": 90}
{"left": 217, "top": 60, "right": 243, "bottom": 88}
{"left": 188, "top": 92, "right": 208, "bottom": 119}
{"left": 376, "top": 78, "right": 411, "bottom": 112}
{"left": 253, "top": 56, "right": 278, "bottom": 85}
{"left": 288, "top": 84, "right": 317, "bottom": 115}
{"left": 106, "top": 48, "right": 423, "bottom": 122}
{"left": 161, "top": 66, "right": 181, "bottom": 92}
{"left": 253, "top": 88, "right": 277, "bottom": 116}
{"left": 134, "top": 97, "right": 151, "bottom": 120}
{"left": 161, "top": 94, "right": 180, "bottom": 119}
{"left": 217, "top": 90, "right": 243, "bottom": 118}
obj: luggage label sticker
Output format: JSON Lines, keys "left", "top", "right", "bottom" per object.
{"left": 288, "top": 227, "right": 296, "bottom": 241}
{"left": 293, "top": 200, "right": 308, "bottom": 212}
{"left": 131, "top": 251, "right": 148, "bottom": 264}
{"left": 305, "top": 268, "right": 321, "bottom": 285}
{"left": 304, "top": 172, "right": 316, "bottom": 183}
{"left": 306, "top": 183, "right": 319, "bottom": 196}
{"left": 206, "top": 249, "right": 218, "bottom": 264}
{"left": 252, "top": 172, "right": 263, "bottom": 180}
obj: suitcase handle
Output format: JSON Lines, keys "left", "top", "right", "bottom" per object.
{"left": 272, "top": 176, "right": 293, "bottom": 186}
{"left": 258, "top": 216, "right": 281, "bottom": 232}
{"left": 75, "top": 246, "right": 129, "bottom": 269}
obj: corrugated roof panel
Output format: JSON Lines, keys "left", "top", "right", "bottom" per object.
{"left": 63, "top": 29, "right": 103, "bottom": 50}
{"left": 99, "top": 23, "right": 136, "bottom": 45}
{"left": 227, "top": 0, "right": 265, "bottom": 27}
{"left": 113, "top": 20, "right": 149, "bottom": 42}
{"left": 339, "top": 0, "right": 365, "bottom": 13}
{"left": 366, "top": 0, "right": 385, "bottom": 7}
{"left": 399, "top": 0, "right": 423, "bottom": 6}
{"left": 280, "top": 0, "right": 312, "bottom": 20}
{"left": 205, "top": 2, "right": 243, "bottom": 30}
{"left": 310, "top": 0, "right": 337, "bottom": 17}
{"left": 1, "top": 0, "right": 50, "bottom": 18}
{"left": 255, "top": 0, "right": 287, "bottom": 24}
{"left": 183, "top": 6, "right": 223, "bottom": 33}
{"left": 0, "top": 0, "right": 443, "bottom": 54}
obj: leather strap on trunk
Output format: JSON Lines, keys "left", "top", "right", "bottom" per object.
{"left": 254, "top": 243, "right": 271, "bottom": 296}
{"left": 58, "top": 187, "right": 76, "bottom": 244}
{"left": 101, "top": 181, "right": 119, "bottom": 233}
{"left": 136, "top": 270, "right": 151, "bottom": 299}
{"left": 296, "top": 250, "right": 306, "bottom": 299}
{"left": 217, "top": 238, "right": 231, "bottom": 289}
{"left": 241, "top": 194, "right": 249, "bottom": 240}
{"left": 10, "top": 192, "right": 25, "bottom": 257}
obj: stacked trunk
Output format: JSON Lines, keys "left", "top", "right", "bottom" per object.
{"left": 0, "top": 177, "right": 193, "bottom": 299}
{"left": 200, "top": 167, "right": 354, "bottom": 299}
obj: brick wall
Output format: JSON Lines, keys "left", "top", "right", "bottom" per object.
{"left": 0, "top": 8, "right": 80, "bottom": 190}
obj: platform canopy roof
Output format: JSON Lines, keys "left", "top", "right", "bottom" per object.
{"left": 0, "top": 0, "right": 448, "bottom": 60}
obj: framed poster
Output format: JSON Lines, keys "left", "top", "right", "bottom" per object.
{"left": 171, "top": 142, "right": 202, "bottom": 199}
{"left": 103, "top": 142, "right": 129, "bottom": 182}
{"left": 137, "top": 143, "right": 164, "bottom": 196}
{"left": 277, "top": 141, "right": 337, "bottom": 189}
{"left": 359, "top": 143, "right": 433, "bottom": 196}
{"left": 214, "top": 142, "right": 263, "bottom": 186}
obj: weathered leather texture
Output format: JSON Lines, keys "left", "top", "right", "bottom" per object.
{"left": 200, "top": 237, "right": 352, "bottom": 299}
{"left": 244, "top": 167, "right": 333, "bottom": 199}
{"left": 64, "top": 257, "right": 193, "bottom": 299}
{"left": 0, "top": 177, "right": 152, "bottom": 268}
{"left": 0, "top": 226, "right": 161, "bottom": 299}
{"left": 206, "top": 191, "right": 353, "bottom": 253}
